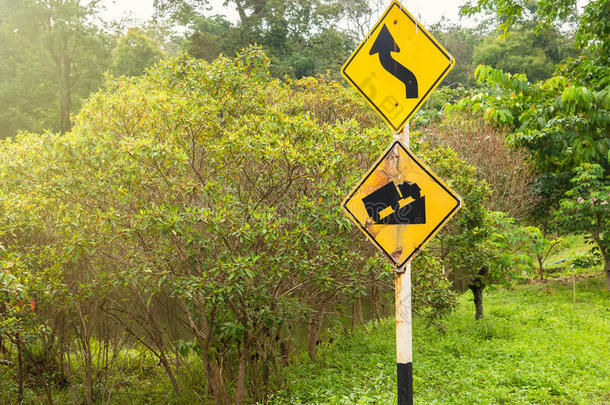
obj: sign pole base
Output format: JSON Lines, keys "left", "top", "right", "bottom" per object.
{"left": 397, "top": 362, "right": 413, "bottom": 405}
{"left": 395, "top": 263, "right": 413, "bottom": 405}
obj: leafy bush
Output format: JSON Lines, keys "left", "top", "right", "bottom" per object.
{"left": 0, "top": 46, "right": 472, "bottom": 404}
{"left": 0, "top": 44, "right": 550, "bottom": 403}
{"left": 570, "top": 251, "right": 601, "bottom": 269}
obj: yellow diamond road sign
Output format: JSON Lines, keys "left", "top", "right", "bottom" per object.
{"left": 343, "top": 141, "right": 462, "bottom": 268}
{"left": 342, "top": 1, "right": 454, "bottom": 132}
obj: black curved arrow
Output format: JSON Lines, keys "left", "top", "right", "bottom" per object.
{"left": 369, "top": 24, "right": 418, "bottom": 99}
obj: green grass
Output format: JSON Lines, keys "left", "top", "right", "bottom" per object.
{"left": 266, "top": 277, "right": 610, "bottom": 404}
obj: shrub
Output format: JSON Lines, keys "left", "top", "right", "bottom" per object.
{"left": 421, "top": 111, "right": 537, "bottom": 219}
{"left": 0, "top": 47, "right": 466, "bottom": 403}
{"left": 570, "top": 251, "right": 601, "bottom": 269}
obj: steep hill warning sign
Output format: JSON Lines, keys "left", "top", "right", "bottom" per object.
{"left": 342, "top": 141, "right": 462, "bottom": 268}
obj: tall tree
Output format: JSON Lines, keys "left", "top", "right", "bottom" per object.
{"left": 429, "top": 22, "right": 478, "bottom": 87}
{"left": 473, "top": 27, "right": 576, "bottom": 82}
{"left": 110, "top": 28, "right": 164, "bottom": 77}
{"left": 156, "top": 0, "right": 352, "bottom": 78}
{"left": 459, "top": 0, "right": 610, "bottom": 287}
{"left": 0, "top": 0, "right": 111, "bottom": 136}
{"left": 460, "top": 0, "right": 581, "bottom": 35}
{"left": 556, "top": 164, "right": 610, "bottom": 287}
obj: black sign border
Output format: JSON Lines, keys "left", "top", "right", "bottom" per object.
{"left": 343, "top": 141, "right": 462, "bottom": 268}
{"left": 342, "top": 1, "right": 453, "bottom": 132}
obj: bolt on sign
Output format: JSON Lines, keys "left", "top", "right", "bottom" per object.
{"left": 341, "top": 0, "right": 454, "bottom": 132}
{"left": 342, "top": 141, "right": 462, "bottom": 268}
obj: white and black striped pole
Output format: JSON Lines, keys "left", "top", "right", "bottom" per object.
{"left": 394, "top": 124, "right": 413, "bottom": 405}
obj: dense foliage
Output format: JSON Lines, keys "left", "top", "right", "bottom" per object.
{"left": 111, "top": 28, "right": 164, "bottom": 77}
{"left": 156, "top": 0, "right": 354, "bottom": 79}
{"left": 472, "top": 27, "right": 575, "bottom": 82}
{"left": 0, "top": 47, "right": 522, "bottom": 404}
{"left": 1, "top": 0, "right": 607, "bottom": 403}
{"left": 456, "top": 0, "right": 610, "bottom": 288}
{"left": 0, "top": 0, "right": 111, "bottom": 136}
{"left": 0, "top": 0, "right": 587, "bottom": 139}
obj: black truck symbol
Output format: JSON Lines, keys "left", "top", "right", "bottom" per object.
{"left": 362, "top": 181, "right": 426, "bottom": 225}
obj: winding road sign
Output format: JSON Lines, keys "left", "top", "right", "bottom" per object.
{"left": 342, "top": 141, "right": 462, "bottom": 268}
{"left": 342, "top": 1, "right": 454, "bottom": 131}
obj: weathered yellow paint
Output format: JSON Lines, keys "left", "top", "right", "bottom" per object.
{"left": 342, "top": 0, "right": 454, "bottom": 132}
{"left": 342, "top": 141, "right": 462, "bottom": 268}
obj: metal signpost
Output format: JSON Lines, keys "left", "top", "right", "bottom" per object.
{"left": 394, "top": 125, "right": 413, "bottom": 405}
{"left": 340, "top": 1, "right": 461, "bottom": 404}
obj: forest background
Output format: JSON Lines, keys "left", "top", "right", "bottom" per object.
{"left": 0, "top": 0, "right": 608, "bottom": 404}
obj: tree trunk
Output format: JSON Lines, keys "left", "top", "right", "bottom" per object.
{"left": 595, "top": 243, "right": 610, "bottom": 290}
{"left": 469, "top": 283, "right": 485, "bottom": 320}
{"left": 61, "top": 55, "right": 72, "bottom": 132}
{"left": 158, "top": 349, "right": 180, "bottom": 395}
{"left": 605, "top": 260, "right": 610, "bottom": 291}
{"left": 16, "top": 334, "right": 23, "bottom": 404}
{"left": 76, "top": 307, "right": 94, "bottom": 405}
{"left": 179, "top": 297, "right": 230, "bottom": 405}
{"left": 307, "top": 308, "right": 326, "bottom": 361}
{"left": 81, "top": 340, "right": 93, "bottom": 405}
{"left": 537, "top": 255, "right": 544, "bottom": 281}
{"left": 279, "top": 338, "right": 291, "bottom": 367}
{"left": 146, "top": 312, "right": 180, "bottom": 395}
{"left": 193, "top": 335, "right": 229, "bottom": 405}
{"left": 202, "top": 356, "right": 230, "bottom": 405}
{"left": 54, "top": 47, "right": 72, "bottom": 133}
{"left": 42, "top": 378, "right": 54, "bottom": 405}
{"left": 278, "top": 324, "right": 292, "bottom": 367}
{"left": 591, "top": 219, "right": 609, "bottom": 291}
{"left": 355, "top": 295, "right": 365, "bottom": 326}
{"left": 371, "top": 286, "right": 381, "bottom": 324}
{"left": 195, "top": 335, "right": 229, "bottom": 404}
{"left": 64, "top": 344, "right": 77, "bottom": 405}
{"left": 234, "top": 338, "right": 249, "bottom": 405}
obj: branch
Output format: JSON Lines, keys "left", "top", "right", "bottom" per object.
{"left": 233, "top": 0, "right": 248, "bottom": 24}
